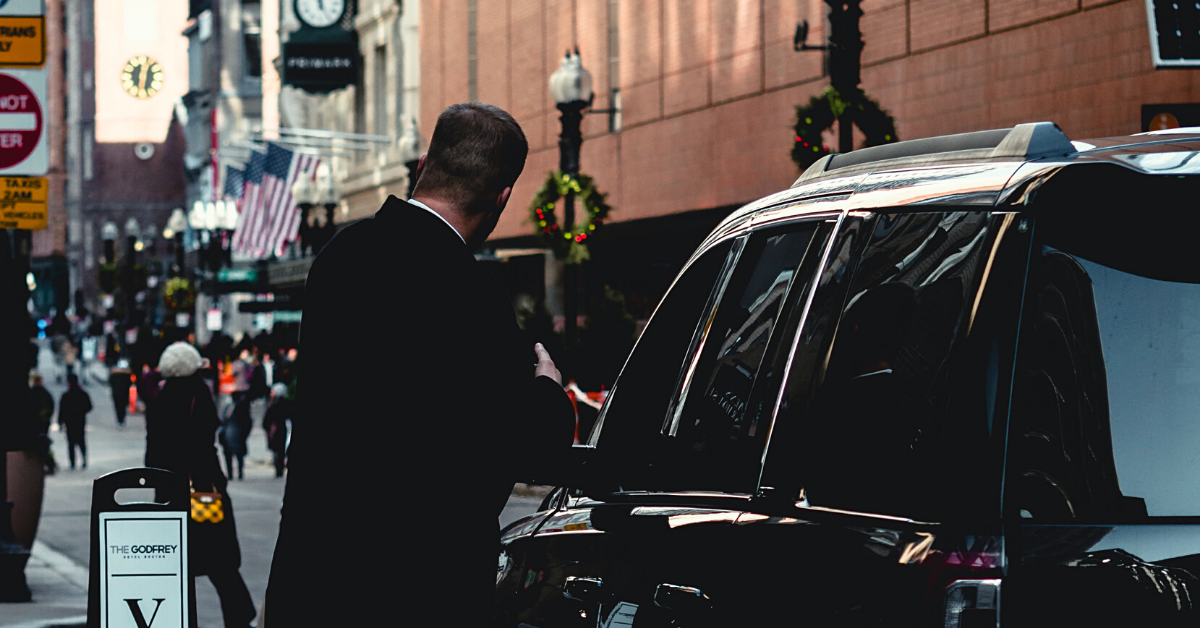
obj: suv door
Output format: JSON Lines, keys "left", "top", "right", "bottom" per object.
{"left": 493, "top": 211, "right": 842, "bottom": 627}
{"left": 746, "top": 210, "right": 1027, "bottom": 626}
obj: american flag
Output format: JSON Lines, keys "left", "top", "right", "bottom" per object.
{"left": 232, "top": 150, "right": 266, "bottom": 257}
{"left": 224, "top": 164, "right": 248, "bottom": 242}
{"left": 255, "top": 142, "right": 320, "bottom": 259}
{"left": 223, "top": 165, "right": 245, "bottom": 200}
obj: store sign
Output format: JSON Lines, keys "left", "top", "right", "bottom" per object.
{"left": 97, "top": 511, "right": 189, "bottom": 628}
{"left": 206, "top": 308, "right": 222, "bottom": 331}
{"left": 0, "top": 175, "right": 44, "bottom": 229}
{"left": 282, "top": 41, "right": 357, "bottom": 93}
{"left": 217, "top": 268, "right": 258, "bottom": 283}
{"left": 0, "top": 68, "right": 46, "bottom": 175}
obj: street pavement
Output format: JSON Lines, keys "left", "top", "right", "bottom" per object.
{"left": 2, "top": 365, "right": 548, "bottom": 627}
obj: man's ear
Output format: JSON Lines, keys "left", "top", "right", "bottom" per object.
{"left": 495, "top": 186, "right": 513, "bottom": 212}
{"left": 414, "top": 153, "right": 428, "bottom": 185}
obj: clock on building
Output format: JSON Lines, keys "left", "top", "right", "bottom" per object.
{"left": 121, "top": 56, "right": 164, "bottom": 99}
{"left": 295, "top": 0, "right": 346, "bottom": 28}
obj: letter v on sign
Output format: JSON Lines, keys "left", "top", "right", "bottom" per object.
{"left": 124, "top": 598, "right": 166, "bottom": 628}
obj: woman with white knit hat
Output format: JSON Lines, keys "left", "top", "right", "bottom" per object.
{"left": 146, "top": 341, "right": 256, "bottom": 628}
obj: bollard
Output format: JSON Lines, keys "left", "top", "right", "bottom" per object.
{"left": 88, "top": 468, "right": 192, "bottom": 628}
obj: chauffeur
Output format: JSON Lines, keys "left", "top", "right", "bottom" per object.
{"left": 265, "top": 103, "right": 577, "bottom": 625}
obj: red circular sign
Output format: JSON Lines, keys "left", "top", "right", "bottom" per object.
{"left": 0, "top": 73, "right": 42, "bottom": 169}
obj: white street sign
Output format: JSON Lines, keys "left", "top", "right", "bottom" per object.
{"left": 98, "top": 511, "right": 189, "bottom": 628}
{"left": 0, "top": 67, "right": 45, "bottom": 175}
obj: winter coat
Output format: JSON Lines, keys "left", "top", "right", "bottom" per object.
{"left": 262, "top": 397, "right": 291, "bottom": 452}
{"left": 58, "top": 386, "right": 92, "bottom": 433}
{"left": 265, "top": 197, "right": 577, "bottom": 626}
{"left": 144, "top": 373, "right": 241, "bottom": 575}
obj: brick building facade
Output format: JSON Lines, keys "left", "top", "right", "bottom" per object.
{"left": 420, "top": 0, "right": 1198, "bottom": 246}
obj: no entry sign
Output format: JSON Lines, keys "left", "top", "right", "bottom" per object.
{"left": 0, "top": 68, "right": 44, "bottom": 175}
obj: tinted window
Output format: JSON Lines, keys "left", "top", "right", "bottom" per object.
{"left": 1017, "top": 237, "right": 1200, "bottom": 519}
{"left": 594, "top": 239, "right": 735, "bottom": 451}
{"left": 596, "top": 222, "right": 827, "bottom": 493}
{"left": 796, "top": 212, "right": 1001, "bottom": 519}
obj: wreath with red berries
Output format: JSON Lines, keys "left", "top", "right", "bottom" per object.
{"left": 529, "top": 171, "right": 612, "bottom": 264}
{"left": 792, "top": 87, "right": 899, "bottom": 170}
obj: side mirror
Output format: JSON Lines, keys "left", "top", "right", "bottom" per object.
{"left": 522, "top": 445, "right": 614, "bottom": 497}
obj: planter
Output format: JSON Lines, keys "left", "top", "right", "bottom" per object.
{"left": 6, "top": 450, "right": 45, "bottom": 549}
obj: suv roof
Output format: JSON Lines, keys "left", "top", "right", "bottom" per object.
{"left": 701, "top": 122, "right": 1200, "bottom": 251}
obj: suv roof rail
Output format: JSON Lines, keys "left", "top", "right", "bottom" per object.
{"left": 792, "top": 121, "right": 1076, "bottom": 186}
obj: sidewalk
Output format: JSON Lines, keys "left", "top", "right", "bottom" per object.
{"left": 2, "top": 541, "right": 87, "bottom": 628}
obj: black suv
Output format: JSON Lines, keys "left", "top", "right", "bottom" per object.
{"left": 497, "top": 123, "right": 1200, "bottom": 627}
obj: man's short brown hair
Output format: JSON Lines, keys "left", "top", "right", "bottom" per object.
{"left": 412, "top": 103, "right": 529, "bottom": 213}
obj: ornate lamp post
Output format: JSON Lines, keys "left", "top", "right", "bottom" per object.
{"left": 164, "top": 208, "right": 187, "bottom": 276}
{"left": 398, "top": 117, "right": 424, "bottom": 199}
{"left": 548, "top": 49, "right": 594, "bottom": 346}
{"left": 291, "top": 174, "right": 318, "bottom": 256}
{"left": 101, "top": 221, "right": 118, "bottom": 264}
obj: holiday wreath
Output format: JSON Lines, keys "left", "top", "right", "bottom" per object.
{"left": 529, "top": 170, "right": 612, "bottom": 264}
{"left": 792, "top": 87, "right": 899, "bottom": 170}
{"left": 163, "top": 277, "right": 196, "bottom": 312}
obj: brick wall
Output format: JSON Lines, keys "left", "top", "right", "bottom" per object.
{"left": 419, "top": 0, "right": 1200, "bottom": 241}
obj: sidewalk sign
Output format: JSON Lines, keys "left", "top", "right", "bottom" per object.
{"left": 88, "top": 468, "right": 191, "bottom": 628}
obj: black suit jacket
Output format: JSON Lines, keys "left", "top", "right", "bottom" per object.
{"left": 266, "top": 196, "right": 575, "bottom": 625}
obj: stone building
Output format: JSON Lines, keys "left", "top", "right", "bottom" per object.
{"left": 65, "top": 0, "right": 190, "bottom": 325}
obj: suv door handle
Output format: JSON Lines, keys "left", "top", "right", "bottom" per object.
{"left": 564, "top": 576, "right": 605, "bottom": 603}
{"left": 654, "top": 583, "right": 712, "bottom": 613}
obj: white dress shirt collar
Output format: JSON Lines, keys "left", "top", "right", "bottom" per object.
{"left": 407, "top": 198, "right": 466, "bottom": 245}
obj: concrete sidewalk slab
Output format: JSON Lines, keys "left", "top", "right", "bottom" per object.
{"left": 1, "top": 541, "right": 87, "bottom": 628}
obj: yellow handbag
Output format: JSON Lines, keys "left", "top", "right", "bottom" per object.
{"left": 190, "top": 488, "right": 225, "bottom": 523}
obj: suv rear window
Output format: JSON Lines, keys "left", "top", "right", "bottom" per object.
{"left": 1016, "top": 218, "right": 1200, "bottom": 520}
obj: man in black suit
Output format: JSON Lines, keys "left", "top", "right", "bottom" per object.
{"left": 265, "top": 103, "right": 576, "bottom": 624}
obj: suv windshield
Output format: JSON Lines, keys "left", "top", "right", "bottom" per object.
{"left": 1017, "top": 217, "right": 1200, "bottom": 520}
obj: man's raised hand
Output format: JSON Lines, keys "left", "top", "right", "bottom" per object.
{"left": 533, "top": 343, "right": 562, "bottom": 384}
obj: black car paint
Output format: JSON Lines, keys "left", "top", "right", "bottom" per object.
{"left": 496, "top": 132, "right": 1200, "bottom": 627}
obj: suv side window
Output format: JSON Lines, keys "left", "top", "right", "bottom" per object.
{"left": 792, "top": 212, "right": 1005, "bottom": 520}
{"left": 593, "top": 239, "right": 736, "bottom": 452}
{"left": 596, "top": 221, "right": 829, "bottom": 494}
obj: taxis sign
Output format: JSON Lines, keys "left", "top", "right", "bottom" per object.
{"left": 0, "top": 175, "right": 46, "bottom": 229}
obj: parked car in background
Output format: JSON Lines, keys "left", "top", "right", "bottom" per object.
{"left": 496, "top": 122, "right": 1200, "bottom": 627}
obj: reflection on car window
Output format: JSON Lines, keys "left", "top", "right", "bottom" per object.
{"left": 665, "top": 225, "right": 820, "bottom": 488}
{"left": 799, "top": 213, "right": 997, "bottom": 519}
{"left": 1017, "top": 243, "right": 1200, "bottom": 520}
{"left": 595, "top": 240, "right": 735, "bottom": 453}
{"left": 597, "top": 221, "right": 828, "bottom": 494}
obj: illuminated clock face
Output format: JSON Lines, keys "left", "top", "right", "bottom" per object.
{"left": 121, "top": 56, "right": 164, "bottom": 99}
{"left": 295, "top": 0, "right": 345, "bottom": 28}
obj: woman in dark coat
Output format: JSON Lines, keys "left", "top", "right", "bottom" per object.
{"left": 145, "top": 342, "right": 256, "bottom": 628}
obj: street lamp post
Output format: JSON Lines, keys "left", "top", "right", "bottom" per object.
{"left": 165, "top": 208, "right": 187, "bottom": 277}
{"left": 101, "top": 221, "right": 118, "bottom": 264}
{"left": 291, "top": 174, "right": 317, "bottom": 257}
{"left": 123, "top": 218, "right": 141, "bottom": 329}
{"left": 549, "top": 49, "right": 594, "bottom": 346}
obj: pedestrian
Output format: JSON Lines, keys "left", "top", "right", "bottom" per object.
{"left": 265, "top": 103, "right": 577, "bottom": 626}
{"left": 58, "top": 373, "right": 91, "bottom": 470}
{"left": 145, "top": 341, "right": 256, "bottom": 628}
{"left": 26, "top": 371, "right": 57, "bottom": 474}
{"left": 218, "top": 396, "right": 251, "bottom": 481}
{"left": 262, "top": 382, "right": 290, "bottom": 478}
{"left": 136, "top": 362, "right": 163, "bottom": 415}
{"left": 108, "top": 359, "right": 132, "bottom": 427}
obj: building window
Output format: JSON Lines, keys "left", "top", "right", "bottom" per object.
{"left": 243, "top": 3, "right": 262, "bottom": 82}
{"left": 374, "top": 44, "right": 387, "bottom": 138}
{"left": 83, "top": 129, "right": 94, "bottom": 181}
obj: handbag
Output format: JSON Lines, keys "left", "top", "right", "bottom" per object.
{"left": 190, "top": 488, "right": 225, "bottom": 523}
{"left": 185, "top": 393, "right": 226, "bottom": 524}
